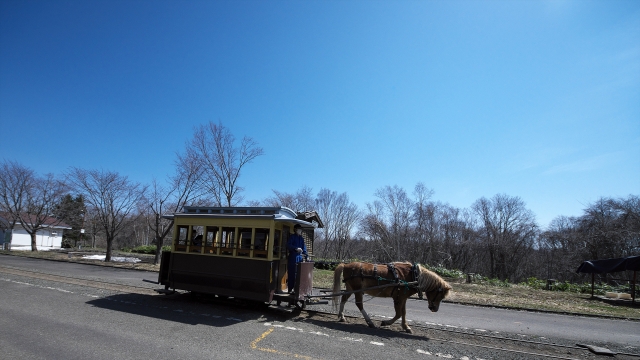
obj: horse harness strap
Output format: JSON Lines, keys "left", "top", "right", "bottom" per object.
{"left": 343, "top": 263, "right": 390, "bottom": 283}
{"left": 342, "top": 263, "right": 413, "bottom": 294}
{"left": 373, "top": 264, "right": 380, "bottom": 285}
{"left": 386, "top": 263, "right": 399, "bottom": 283}
{"left": 411, "top": 263, "right": 423, "bottom": 300}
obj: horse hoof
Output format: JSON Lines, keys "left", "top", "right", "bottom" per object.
{"left": 367, "top": 323, "right": 376, "bottom": 328}
{"left": 404, "top": 328, "right": 413, "bottom": 334}
{"left": 338, "top": 318, "right": 346, "bottom": 323}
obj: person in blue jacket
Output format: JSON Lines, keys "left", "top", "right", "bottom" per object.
{"left": 287, "top": 224, "right": 307, "bottom": 293}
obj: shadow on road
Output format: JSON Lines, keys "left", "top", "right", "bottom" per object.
{"left": 86, "top": 291, "right": 283, "bottom": 327}
{"left": 295, "top": 310, "right": 435, "bottom": 341}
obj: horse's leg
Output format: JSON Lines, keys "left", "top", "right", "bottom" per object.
{"left": 380, "top": 296, "right": 402, "bottom": 327}
{"left": 354, "top": 292, "right": 375, "bottom": 328}
{"left": 398, "top": 296, "right": 412, "bottom": 333}
{"left": 338, "top": 292, "right": 351, "bottom": 322}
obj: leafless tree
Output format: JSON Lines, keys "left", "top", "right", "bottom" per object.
{"left": 84, "top": 206, "right": 103, "bottom": 249}
{"left": 439, "top": 205, "right": 479, "bottom": 273}
{"left": 539, "top": 195, "right": 639, "bottom": 282}
{"left": 0, "top": 160, "right": 68, "bottom": 251}
{"left": 146, "top": 152, "right": 205, "bottom": 264}
{"left": 538, "top": 215, "right": 581, "bottom": 281}
{"left": 67, "top": 168, "right": 147, "bottom": 261}
{"left": 360, "top": 185, "right": 414, "bottom": 262}
{"left": 314, "top": 188, "right": 360, "bottom": 259}
{"left": 411, "top": 183, "right": 437, "bottom": 264}
{"left": 472, "top": 194, "right": 538, "bottom": 281}
{"left": 185, "top": 121, "right": 264, "bottom": 206}
{"left": 262, "top": 186, "right": 315, "bottom": 212}
{"left": 0, "top": 160, "right": 33, "bottom": 232}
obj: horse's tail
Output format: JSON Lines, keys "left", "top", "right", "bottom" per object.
{"left": 332, "top": 263, "right": 345, "bottom": 312}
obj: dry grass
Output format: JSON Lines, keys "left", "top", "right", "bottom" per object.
{"left": 3, "top": 250, "right": 639, "bottom": 320}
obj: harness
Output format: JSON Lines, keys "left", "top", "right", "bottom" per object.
{"left": 411, "top": 263, "right": 424, "bottom": 300}
{"left": 342, "top": 262, "right": 423, "bottom": 299}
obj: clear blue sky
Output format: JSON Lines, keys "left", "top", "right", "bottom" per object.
{"left": 1, "top": 0, "right": 638, "bottom": 228}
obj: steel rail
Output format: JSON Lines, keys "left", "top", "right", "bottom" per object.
{"left": 0, "top": 265, "right": 158, "bottom": 295}
{"left": 4, "top": 264, "right": 638, "bottom": 358}
{"left": 306, "top": 308, "right": 640, "bottom": 359}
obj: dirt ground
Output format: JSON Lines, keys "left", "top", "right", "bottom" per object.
{"left": 2, "top": 249, "right": 639, "bottom": 320}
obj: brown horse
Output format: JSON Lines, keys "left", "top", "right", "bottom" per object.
{"left": 332, "top": 261, "right": 451, "bottom": 333}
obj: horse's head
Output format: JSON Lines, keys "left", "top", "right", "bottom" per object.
{"left": 425, "top": 285, "right": 450, "bottom": 312}
{"left": 415, "top": 264, "right": 452, "bottom": 312}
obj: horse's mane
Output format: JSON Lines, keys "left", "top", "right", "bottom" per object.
{"left": 416, "top": 264, "right": 451, "bottom": 297}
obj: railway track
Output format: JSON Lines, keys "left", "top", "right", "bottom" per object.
{"left": 2, "top": 264, "right": 638, "bottom": 359}
{"left": 303, "top": 307, "right": 640, "bottom": 360}
{"left": 0, "top": 265, "right": 158, "bottom": 295}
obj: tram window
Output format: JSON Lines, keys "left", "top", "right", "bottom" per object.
{"left": 191, "top": 226, "right": 203, "bottom": 244}
{"left": 189, "top": 226, "right": 203, "bottom": 253}
{"left": 220, "top": 227, "right": 235, "bottom": 255}
{"left": 272, "top": 230, "right": 281, "bottom": 257}
{"left": 205, "top": 226, "right": 218, "bottom": 246}
{"left": 177, "top": 226, "right": 188, "bottom": 244}
{"left": 253, "top": 228, "right": 269, "bottom": 258}
{"left": 237, "top": 228, "right": 252, "bottom": 256}
{"left": 239, "top": 228, "right": 252, "bottom": 249}
{"left": 175, "top": 226, "right": 188, "bottom": 252}
{"left": 254, "top": 229, "right": 269, "bottom": 251}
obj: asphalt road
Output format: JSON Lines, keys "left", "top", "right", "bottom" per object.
{"left": 336, "top": 292, "right": 640, "bottom": 346}
{"left": 1, "top": 254, "right": 638, "bottom": 360}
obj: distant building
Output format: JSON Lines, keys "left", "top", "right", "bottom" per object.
{"left": 0, "top": 213, "right": 71, "bottom": 251}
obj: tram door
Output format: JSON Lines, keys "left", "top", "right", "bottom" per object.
{"left": 278, "top": 225, "right": 290, "bottom": 292}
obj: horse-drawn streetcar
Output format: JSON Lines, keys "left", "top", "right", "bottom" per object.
{"left": 157, "top": 205, "right": 451, "bottom": 331}
{"left": 158, "top": 206, "right": 323, "bottom": 308}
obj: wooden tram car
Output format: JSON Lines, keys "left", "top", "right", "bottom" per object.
{"left": 158, "top": 206, "right": 323, "bottom": 307}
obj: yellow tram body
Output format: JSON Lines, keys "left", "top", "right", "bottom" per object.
{"left": 158, "top": 206, "right": 322, "bottom": 305}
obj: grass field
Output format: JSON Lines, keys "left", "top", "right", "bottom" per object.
{"left": 2, "top": 250, "right": 639, "bottom": 320}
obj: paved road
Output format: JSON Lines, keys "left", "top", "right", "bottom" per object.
{"left": 1, "top": 254, "right": 639, "bottom": 360}
{"left": 336, "top": 294, "right": 640, "bottom": 346}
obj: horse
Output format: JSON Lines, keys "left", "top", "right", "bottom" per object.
{"left": 332, "top": 261, "right": 451, "bottom": 333}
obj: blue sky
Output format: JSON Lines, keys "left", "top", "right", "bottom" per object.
{"left": 1, "top": 0, "right": 638, "bottom": 228}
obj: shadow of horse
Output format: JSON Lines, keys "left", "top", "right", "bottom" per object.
{"left": 297, "top": 310, "right": 435, "bottom": 342}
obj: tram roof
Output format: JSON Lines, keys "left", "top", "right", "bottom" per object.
{"left": 163, "top": 206, "right": 324, "bottom": 228}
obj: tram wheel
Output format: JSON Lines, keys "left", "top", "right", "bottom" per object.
{"left": 295, "top": 301, "right": 306, "bottom": 310}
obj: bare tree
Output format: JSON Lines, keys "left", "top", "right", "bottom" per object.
{"left": 0, "top": 161, "right": 68, "bottom": 251}
{"left": 360, "top": 185, "right": 414, "bottom": 262}
{"left": 262, "top": 186, "right": 315, "bottom": 212}
{"left": 538, "top": 195, "right": 639, "bottom": 282}
{"left": 472, "top": 194, "right": 538, "bottom": 281}
{"left": 314, "top": 188, "right": 360, "bottom": 259}
{"left": 186, "top": 121, "right": 264, "bottom": 206}
{"left": 146, "top": 152, "right": 204, "bottom": 264}
{"left": 439, "top": 205, "right": 479, "bottom": 273}
{"left": 539, "top": 215, "right": 581, "bottom": 281}
{"left": 411, "top": 183, "right": 437, "bottom": 264}
{"left": 0, "top": 160, "right": 33, "bottom": 233}
{"left": 67, "top": 168, "right": 146, "bottom": 261}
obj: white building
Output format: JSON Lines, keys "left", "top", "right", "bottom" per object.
{"left": 0, "top": 214, "right": 71, "bottom": 251}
